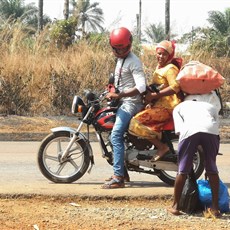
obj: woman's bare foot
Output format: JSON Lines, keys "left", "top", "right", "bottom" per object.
{"left": 152, "top": 145, "right": 169, "bottom": 161}
{"left": 206, "top": 208, "right": 222, "bottom": 218}
{"left": 167, "top": 207, "right": 183, "bottom": 216}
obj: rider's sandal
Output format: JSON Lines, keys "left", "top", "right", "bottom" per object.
{"left": 105, "top": 175, "right": 130, "bottom": 182}
{"left": 101, "top": 177, "right": 125, "bottom": 189}
{"left": 151, "top": 151, "right": 170, "bottom": 162}
{"left": 151, "top": 155, "right": 161, "bottom": 162}
{"left": 151, "top": 154, "right": 165, "bottom": 162}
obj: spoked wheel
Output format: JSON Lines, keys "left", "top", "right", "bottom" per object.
{"left": 156, "top": 147, "right": 204, "bottom": 186}
{"left": 37, "top": 131, "right": 90, "bottom": 183}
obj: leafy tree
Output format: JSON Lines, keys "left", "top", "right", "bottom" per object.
{"left": 179, "top": 8, "right": 230, "bottom": 57}
{"left": 49, "top": 0, "right": 105, "bottom": 49}
{"left": 179, "top": 27, "right": 203, "bottom": 44}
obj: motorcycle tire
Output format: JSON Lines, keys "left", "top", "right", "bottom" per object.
{"left": 37, "top": 131, "right": 90, "bottom": 183}
{"left": 156, "top": 147, "right": 204, "bottom": 186}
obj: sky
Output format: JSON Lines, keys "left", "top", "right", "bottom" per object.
{"left": 25, "top": 0, "right": 229, "bottom": 36}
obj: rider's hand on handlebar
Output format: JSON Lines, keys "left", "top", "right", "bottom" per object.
{"left": 106, "top": 92, "right": 120, "bottom": 101}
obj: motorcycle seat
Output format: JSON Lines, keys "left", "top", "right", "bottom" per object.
{"left": 162, "top": 118, "right": 174, "bottom": 131}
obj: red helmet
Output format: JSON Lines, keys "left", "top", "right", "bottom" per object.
{"left": 109, "top": 27, "right": 133, "bottom": 58}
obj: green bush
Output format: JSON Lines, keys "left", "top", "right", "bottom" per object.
{"left": 50, "top": 18, "right": 78, "bottom": 49}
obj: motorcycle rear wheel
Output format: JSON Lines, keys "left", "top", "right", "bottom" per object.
{"left": 156, "top": 147, "right": 204, "bottom": 186}
{"left": 37, "top": 131, "right": 90, "bottom": 183}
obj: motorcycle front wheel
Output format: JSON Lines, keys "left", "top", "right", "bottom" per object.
{"left": 37, "top": 131, "right": 90, "bottom": 183}
{"left": 156, "top": 147, "right": 204, "bottom": 186}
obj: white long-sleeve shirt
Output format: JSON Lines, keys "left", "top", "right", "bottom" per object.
{"left": 115, "top": 52, "right": 146, "bottom": 106}
{"left": 173, "top": 91, "right": 221, "bottom": 142}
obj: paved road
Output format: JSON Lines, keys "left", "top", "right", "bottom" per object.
{"left": 0, "top": 142, "right": 229, "bottom": 198}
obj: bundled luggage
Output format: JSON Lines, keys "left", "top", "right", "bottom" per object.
{"left": 176, "top": 61, "right": 225, "bottom": 94}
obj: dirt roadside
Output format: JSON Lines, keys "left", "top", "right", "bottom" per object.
{"left": 0, "top": 114, "right": 229, "bottom": 142}
{"left": 0, "top": 115, "right": 230, "bottom": 230}
{"left": 1, "top": 196, "right": 230, "bottom": 230}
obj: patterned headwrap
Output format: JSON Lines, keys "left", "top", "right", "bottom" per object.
{"left": 156, "top": 40, "right": 182, "bottom": 69}
{"left": 156, "top": 40, "right": 176, "bottom": 64}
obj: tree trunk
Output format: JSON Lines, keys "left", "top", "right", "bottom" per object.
{"left": 38, "top": 0, "right": 43, "bottom": 32}
{"left": 63, "top": 0, "right": 69, "bottom": 20}
{"left": 165, "top": 0, "right": 170, "bottom": 40}
{"left": 138, "top": 0, "right": 142, "bottom": 43}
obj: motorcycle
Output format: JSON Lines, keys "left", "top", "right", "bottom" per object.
{"left": 37, "top": 84, "right": 205, "bottom": 186}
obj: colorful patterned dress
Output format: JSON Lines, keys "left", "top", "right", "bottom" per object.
{"left": 128, "top": 63, "right": 182, "bottom": 140}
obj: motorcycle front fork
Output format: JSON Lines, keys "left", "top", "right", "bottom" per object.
{"left": 60, "top": 133, "right": 80, "bottom": 162}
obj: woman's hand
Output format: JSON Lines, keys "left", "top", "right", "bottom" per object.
{"left": 144, "top": 86, "right": 176, "bottom": 104}
{"left": 144, "top": 90, "right": 159, "bottom": 103}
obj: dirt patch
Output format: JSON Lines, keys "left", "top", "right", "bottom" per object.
{"left": 0, "top": 115, "right": 78, "bottom": 133}
{"left": 1, "top": 196, "right": 230, "bottom": 230}
{"left": 0, "top": 115, "right": 83, "bottom": 141}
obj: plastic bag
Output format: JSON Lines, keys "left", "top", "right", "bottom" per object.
{"left": 197, "top": 179, "right": 230, "bottom": 213}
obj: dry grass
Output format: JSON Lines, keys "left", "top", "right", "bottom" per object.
{"left": 0, "top": 33, "right": 115, "bottom": 115}
{"left": 0, "top": 22, "right": 229, "bottom": 116}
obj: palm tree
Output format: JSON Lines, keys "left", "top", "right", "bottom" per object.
{"left": 207, "top": 8, "right": 230, "bottom": 56}
{"left": 38, "top": 0, "right": 43, "bottom": 31}
{"left": 144, "top": 23, "right": 165, "bottom": 43}
{"left": 63, "top": 0, "right": 69, "bottom": 20}
{"left": 207, "top": 8, "right": 230, "bottom": 36}
{"left": 71, "top": 0, "right": 104, "bottom": 37}
{"left": 0, "top": 0, "right": 51, "bottom": 32}
{"left": 0, "top": 0, "right": 36, "bottom": 21}
{"left": 165, "top": 0, "right": 170, "bottom": 40}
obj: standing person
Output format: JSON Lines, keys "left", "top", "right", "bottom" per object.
{"left": 168, "top": 91, "right": 221, "bottom": 217}
{"left": 101, "top": 27, "right": 147, "bottom": 189}
{"left": 129, "top": 40, "right": 183, "bottom": 161}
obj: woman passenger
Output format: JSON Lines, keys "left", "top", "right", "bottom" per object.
{"left": 129, "top": 40, "right": 183, "bottom": 161}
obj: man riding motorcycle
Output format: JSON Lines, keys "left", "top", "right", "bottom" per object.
{"left": 102, "top": 27, "right": 147, "bottom": 189}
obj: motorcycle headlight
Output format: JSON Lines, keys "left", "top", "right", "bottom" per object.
{"left": 71, "top": 96, "right": 86, "bottom": 114}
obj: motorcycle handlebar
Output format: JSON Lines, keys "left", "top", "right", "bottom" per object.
{"left": 99, "top": 90, "right": 109, "bottom": 101}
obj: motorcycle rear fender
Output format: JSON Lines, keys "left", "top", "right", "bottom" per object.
{"left": 51, "top": 126, "right": 93, "bottom": 158}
